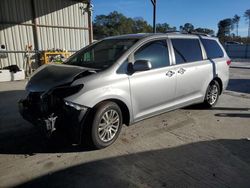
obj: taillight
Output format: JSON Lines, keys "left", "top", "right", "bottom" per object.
{"left": 226, "top": 60, "right": 231, "bottom": 66}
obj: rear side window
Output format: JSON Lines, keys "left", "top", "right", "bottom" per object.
{"left": 134, "top": 40, "right": 170, "bottom": 69}
{"left": 171, "top": 39, "right": 203, "bottom": 64}
{"left": 201, "top": 39, "right": 224, "bottom": 59}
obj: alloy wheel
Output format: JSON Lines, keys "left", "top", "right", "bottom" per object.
{"left": 98, "top": 109, "right": 120, "bottom": 142}
{"left": 207, "top": 84, "right": 219, "bottom": 105}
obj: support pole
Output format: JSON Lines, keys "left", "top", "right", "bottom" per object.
{"left": 30, "top": 0, "right": 39, "bottom": 51}
{"left": 151, "top": 0, "right": 156, "bottom": 33}
{"left": 30, "top": 0, "right": 40, "bottom": 68}
{"left": 87, "top": 1, "right": 93, "bottom": 44}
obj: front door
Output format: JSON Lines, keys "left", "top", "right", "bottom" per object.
{"left": 129, "top": 40, "right": 176, "bottom": 121}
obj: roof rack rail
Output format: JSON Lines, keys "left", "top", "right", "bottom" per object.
{"left": 164, "top": 30, "right": 212, "bottom": 37}
{"left": 164, "top": 30, "right": 181, "bottom": 34}
{"left": 187, "top": 31, "right": 211, "bottom": 37}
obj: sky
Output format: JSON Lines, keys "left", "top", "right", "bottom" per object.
{"left": 92, "top": 0, "right": 250, "bottom": 36}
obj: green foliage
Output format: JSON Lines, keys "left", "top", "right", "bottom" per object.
{"left": 132, "top": 17, "right": 153, "bottom": 33}
{"left": 93, "top": 11, "right": 131, "bottom": 39}
{"left": 93, "top": 12, "right": 215, "bottom": 41}
{"left": 217, "top": 18, "right": 233, "bottom": 40}
{"left": 93, "top": 11, "right": 181, "bottom": 39}
{"left": 179, "top": 23, "right": 194, "bottom": 33}
{"left": 93, "top": 11, "right": 153, "bottom": 39}
{"left": 217, "top": 9, "right": 250, "bottom": 43}
{"left": 232, "top": 14, "right": 240, "bottom": 36}
{"left": 156, "top": 23, "right": 176, "bottom": 33}
{"left": 244, "top": 9, "right": 250, "bottom": 20}
{"left": 194, "top": 28, "right": 215, "bottom": 35}
{"left": 93, "top": 8, "right": 250, "bottom": 43}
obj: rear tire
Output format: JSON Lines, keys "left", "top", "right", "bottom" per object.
{"left": 88, "top": 101, "right": 123, "bottom": 149}
{"left": 203, "top": 80, "right": 220, "bottom": 108}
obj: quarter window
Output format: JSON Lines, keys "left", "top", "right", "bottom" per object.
{"left": 171, "top": 39, "right": 203, "bottom": 64}
{"left": 134, "top": 40, "right": 170, "bottom": 69}
{"left": 201, "top": 39, "right": 224, "bottom": 59}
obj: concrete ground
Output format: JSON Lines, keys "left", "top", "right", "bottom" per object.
{"left": 0, "top": 62, "right": 250, "bottom": 188}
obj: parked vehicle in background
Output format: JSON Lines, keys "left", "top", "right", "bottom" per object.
{"left": 19, "top": 33, "right": 230, "bottom": 148}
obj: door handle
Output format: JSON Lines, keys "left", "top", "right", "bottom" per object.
{"left": 177, "top": 68, "right": 186, "bottom": 74}
{"left": 166, "top": 70, "right": 175, "bottom": 77}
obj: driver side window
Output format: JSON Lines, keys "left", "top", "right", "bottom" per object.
{"left": 134, "top": 40, "right": 170, "bottom": 69}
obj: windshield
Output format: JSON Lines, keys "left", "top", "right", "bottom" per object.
{"left": 65, "top": 39, "right": 138, "bottom": 70}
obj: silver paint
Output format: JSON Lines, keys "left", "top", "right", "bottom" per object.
{"left": 27, "top": 33, "right": 230, "bottom": 125}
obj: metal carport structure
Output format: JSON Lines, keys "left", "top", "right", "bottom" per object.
{"left": 0, "top": 0, "right": 93, "bottom": 71}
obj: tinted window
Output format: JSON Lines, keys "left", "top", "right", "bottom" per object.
{"left": 172, "top": 39, "right": 203, "bottom": 64}
{"left": 134, "top": 40, "right": 169, "bottom": 69}
{"left": 201, "top": 39, "right": 224, "bottom": 59}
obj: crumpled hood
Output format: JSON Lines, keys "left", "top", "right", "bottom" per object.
{"left": 26, "top": 64, "right": 94, "bottom": 92}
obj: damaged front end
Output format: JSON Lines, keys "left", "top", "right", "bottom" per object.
{"left": 19, "top": 84, "right": 89, "bottom": 144}
{"left": 18, "top": 64, "right": 95, "bottom": 144}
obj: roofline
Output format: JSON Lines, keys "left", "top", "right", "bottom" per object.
{"left": 102, "top": 32, "right": 217, "bottom": 41}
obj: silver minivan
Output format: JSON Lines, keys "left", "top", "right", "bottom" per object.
{"left": 19, "top": 33, "right": 230, "bottom": 148}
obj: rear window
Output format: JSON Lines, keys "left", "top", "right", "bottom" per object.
{"left": 201, "top": 39, "right": 224, "bottom": 59}
{"left": 171, "top": 39, "right": 203, "bottom": 64}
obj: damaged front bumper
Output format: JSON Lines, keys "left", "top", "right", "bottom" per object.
{"left": 18, "top": 95, "right": 89, "bottom": 145}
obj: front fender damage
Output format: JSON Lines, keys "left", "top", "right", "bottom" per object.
{"left": 19, "top": 64, "right": 97, "bottom": 145}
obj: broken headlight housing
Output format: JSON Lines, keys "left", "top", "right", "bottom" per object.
{"left": 64, "top": 100, "right": 87, "bottom": 111}
{"left": 51, "top": 84, "right": 84, "bottom": 98}
{"left": 38, "top": 84, "right": 84, "bottom": 113}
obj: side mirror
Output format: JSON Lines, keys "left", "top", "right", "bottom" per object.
{"left": 132, "top": 60, "right": 152, "bottom": 72}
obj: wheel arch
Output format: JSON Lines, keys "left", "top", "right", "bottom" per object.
{"left": 212, "top": 77, "right": 223, "bottom": 95}
{"left": 92, "top": 98, "right": 131, "bottom": 126}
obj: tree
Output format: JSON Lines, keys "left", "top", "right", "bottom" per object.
{"left": 93, "top": 11, "right": 134, "bottom": 39}
{"left": 232, "top": 14, "right": 240, "bottom": 36}
{"left": 132, "top": 17, "right": 152, "bottom": 33}
{"left": 93, "top": 11, "right": 127, "bottom": 38}
{"left": 217, "top": 18, "right": 233, "bottom": 41}
{"left": 156, "top": 23, "right": 176, "bottom": 33}
{"left": 244, "top": 9, "right": 250, "bottom": 37}
{"left": 93, "top": 12, "right": 152, "bottom": 39}
{"left": 180, "top": 23, "right": 194, "bottom": 33}
{"left": 194, "top": 28, "right": 215, "bottom": 35}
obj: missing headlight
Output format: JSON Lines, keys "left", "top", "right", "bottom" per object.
{"left": 51, "top": 84, "right": 84, "bottom": 98}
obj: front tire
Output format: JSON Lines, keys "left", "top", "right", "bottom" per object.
{"left": 203, "top": 80, "right": 220, "bottom": 108}
{"left": 90, "top": 101, "right": 123, "bottom": 149}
